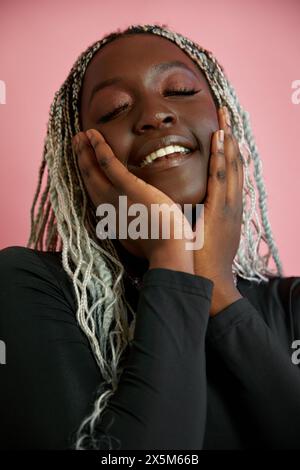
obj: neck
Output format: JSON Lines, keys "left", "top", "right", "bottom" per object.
{"left": 113, "top": 239, "right": 149, "bottom": 281}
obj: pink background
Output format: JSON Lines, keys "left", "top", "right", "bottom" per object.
{"left": 0, "top": 0, "right": 299, "bottom": 276}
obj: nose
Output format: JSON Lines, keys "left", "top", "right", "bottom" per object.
{"left": 133, "top": 98, "right": 178, "bottom": 133}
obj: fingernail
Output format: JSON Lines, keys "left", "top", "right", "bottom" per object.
{"left": 223, "top": 107, "right": 231, "bottom": 127}
{"left": 217, "top": 130, "right": 224, "bottom": 152}
{"left": 86, "top": 130, "right": 93, "bottom": 141}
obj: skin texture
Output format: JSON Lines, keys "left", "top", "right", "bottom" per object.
{"left": 74, "top": 34, "right": 244, "bottom": 316}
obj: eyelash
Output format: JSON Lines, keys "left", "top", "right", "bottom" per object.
{"left": 99, "top": 87, "right": 200, "bottom": 123}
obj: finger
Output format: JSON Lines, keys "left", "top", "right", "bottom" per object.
{"left": 206, "top": 128, "right": 226, "bottom": 210}
{"left": 73, "top": 132, "right": 120, "bottom": 208}
{"left": 220, "top": 107, "right": 242, "bottom": 208}
{"left": 73, "top": 133, "right": 137, "bottom": 240}
{"left": 237, "top": 146, "right": 244, "bottom": 217}
{"left": 86, "top": 129, "right": 159, "bottom": 204}
{"left": 237, "top": 141, "right": 246, "bottom": 190}
{"left": 223, "top": 108, "right": 244, "bottom": 214}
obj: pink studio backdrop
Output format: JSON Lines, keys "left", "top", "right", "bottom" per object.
{"left": 0, "top": 0, "right": 299, "bottom": 276}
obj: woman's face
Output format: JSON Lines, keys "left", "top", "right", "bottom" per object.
{"left": 79, "top": 33, "right": 219, "bottom": 208}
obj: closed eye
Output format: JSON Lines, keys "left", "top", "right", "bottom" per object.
{"left": 98, "top": 88, "right": 201, "bottom": 123}
{"left": 164, "top": 87, "right": 200, "bottom": 96}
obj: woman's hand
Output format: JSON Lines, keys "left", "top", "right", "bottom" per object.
{"left": 72, "top": 129, "right": 194, "bottom": 274}
{"left": 193, "top": 106, "right": 244, "bottom": 315}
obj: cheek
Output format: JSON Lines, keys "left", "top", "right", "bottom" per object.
{"left": 195, "top": 121, "right": 218, "bottom": 166}
{"left": 190, "top": 99, "right": 219, "bottom": 155}
{"left": 97, "top": 128, "right": 130, "bottom": 165}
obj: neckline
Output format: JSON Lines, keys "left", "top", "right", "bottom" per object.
{"left": 112, "top": 240, "right": 149, "bottom": 290}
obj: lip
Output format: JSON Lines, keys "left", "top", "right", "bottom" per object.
{"left": 128, "top": 149, "right": 198, "bottom": 173}
{"left": 131, "top": 134, "right": 197, "bottom": 167}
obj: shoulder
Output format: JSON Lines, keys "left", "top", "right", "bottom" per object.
{"left": 237, "top": 274, "right": 300, "bottom": 311}
{"left": 237, "top": 274, "right": 300, "bottom": 344}
{"left": 0, "top": 245, "right": 60, "bottom": 271}
{"left": 0, "top": 245, "right": 76, "bottom": 312}
{"left": 0, "top": 245, "right": 62, "bottom": 288}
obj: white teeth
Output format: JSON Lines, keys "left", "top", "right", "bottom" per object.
{"left": 155, "top": 148, "right": 168, "bottom": 157}
{"left": 140, "top": 145, "right": 191, "bottom": 167}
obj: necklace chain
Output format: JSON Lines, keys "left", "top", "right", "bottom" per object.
{"left": 125, "top": 271, "right": 143, "bottom": 290}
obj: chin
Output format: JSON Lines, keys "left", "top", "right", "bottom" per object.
{"left": 164, "top": 188, "right": 207, "bottom": 210}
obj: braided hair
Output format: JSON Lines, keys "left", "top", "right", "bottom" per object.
{"left": 26, "top": 23, "right": 284, "bottom": 449}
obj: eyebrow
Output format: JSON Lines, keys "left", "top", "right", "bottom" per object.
{"left": 88, "top": 60, "right": 200, "bottom": 105}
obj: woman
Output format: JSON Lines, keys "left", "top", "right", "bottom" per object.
{"left": 1, "top": 23, "right": 300, "bottom": 450}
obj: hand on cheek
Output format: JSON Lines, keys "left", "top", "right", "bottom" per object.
{"left": 193, "top": 106, "right": 244, "bottom": 316}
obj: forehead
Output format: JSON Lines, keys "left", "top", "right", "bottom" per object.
{"left": 81, "top": 33, "right": 206, "bottom": 89}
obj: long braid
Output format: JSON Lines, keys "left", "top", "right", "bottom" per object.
{"left": 26, "top": 23, "right": 284, "bottom": 450}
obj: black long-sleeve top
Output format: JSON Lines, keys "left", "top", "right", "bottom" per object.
{"left": 0, "top": 245, "right": 300, "bottom": 450}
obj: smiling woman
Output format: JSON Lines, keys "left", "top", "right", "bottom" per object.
{"left": 1, "top": 23, "right": 300, "bottom": 451}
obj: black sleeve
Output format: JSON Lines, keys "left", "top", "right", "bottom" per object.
{"left": 85, "top": 267, "right": 213, "bottom": 450}
{"left": 0, "top": 246, "right": 214, "bottom": 450}
{"left": 206, "top": 293, "right": 300, "bottom": 449}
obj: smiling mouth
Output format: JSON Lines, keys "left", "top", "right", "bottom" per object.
{"left": 139, "top": 150, "right": 193, "bottom": 168}
{"left": 128, "top": 149, "right": 197, "bottom": 173}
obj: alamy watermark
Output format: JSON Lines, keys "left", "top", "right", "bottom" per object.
{"left": 291, "top": 340, "right": 300, "bottom": 365}
{"left": 94, "top": 196, "right": 204, "bottom": 251}
{"left": 0, "top": 339, "right": 6, "bottom": 365}
{"left": 0, "top": 80, "right": 6, "bottom": 104}
{"left": 291, "top": 80, "right": 300, "bottom": 104}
